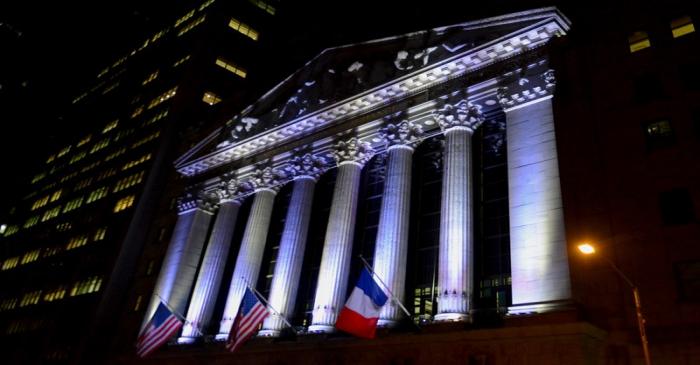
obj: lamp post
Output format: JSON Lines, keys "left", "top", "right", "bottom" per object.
{"left": 577, "top": 243, "right": 651, "bottom": 365}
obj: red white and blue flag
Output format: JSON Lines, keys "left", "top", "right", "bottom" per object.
{"left": 136, "top": 301, "right": 183, "bottom": 358}
{"left": 335, "top": 267, "right": 389, "bottom": 338}
{"left": 226, "top": 288, "right": 269, "bottom": 352}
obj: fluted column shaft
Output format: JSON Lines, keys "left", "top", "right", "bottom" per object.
{"left": 505, "top": 98, "right": 571, "bottom": 314}
{"left": 260, "top": 177, "right": 316, "bottom": 336}
{"left": 436, "top": 127, "right": 473, "bottom": 321}
{"left": 309, "top": 162, "right": 363, "bottom": 332}
{"left": 179, "top": 200, "right": 241, "bottom": 342}
{"left": 374, "top": 145, "right": 413, "bottom": 326}
{"left": 141, "top": 206, "right": 213, "bottom": 330}
{"left": 216, "top": 189, "right": 276, "bottom": 338}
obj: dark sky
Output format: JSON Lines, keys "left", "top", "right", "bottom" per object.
{"left": 0, "top": 0, "right": 538, "bottom": 213}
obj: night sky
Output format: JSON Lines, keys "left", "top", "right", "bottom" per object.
{"left": 0, "top": 0, "right": 537, "bottom": 212}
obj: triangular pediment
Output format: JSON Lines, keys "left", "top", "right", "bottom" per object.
{"left": 175, "top": 7, "right": 569, "bottom": 174}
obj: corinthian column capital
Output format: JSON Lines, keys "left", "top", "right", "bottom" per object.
{"left": 246, "top": 163, "right": 283, "bottom": 193}
{"left": 332, "top": 137, "right": 374, "bottom": 167}
{"left": 284, "top": 151, "right": 330, "bottom": 181}
{"left": 379, "top": 119, "right": 423, "bottom": 151}
{"left": 177, "top": 190, "right": 216, "bottom": 214}
{"left": 434, "top": 100, "right": 484, "bottom": 133}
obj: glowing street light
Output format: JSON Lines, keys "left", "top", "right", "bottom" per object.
{"left": 577, "top": 242, "right": 651, "bottom": 365}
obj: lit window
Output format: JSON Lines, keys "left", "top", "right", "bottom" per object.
{"left": 250, "top": 0, "right": 275, "bottom": 15}
{"left": 94, "top": 227, "right": 107, "bottom": 241}
{"left": 671, "top": 16, "right": 695, "bottom": 38}
{"left": 62, "top": 197, "right": 84, "bottom": 213}
{"left": 113, "top": 171, "right": 145, "bottom": 192}
{"left": 175, "top": 9, "right": 195, "bottom": 27}
{"left": 132, "top": 131, "right": 161, "bottom": 149}
{"left": 177, "top": 15, "right": 206, "bottom": 36}
{"left": 146, "top": 260, "right": 156, "bottom": 275}
{"left": 0, "top": 224, "right": 5, "bottom": 234}
{"left": 97, "top": 168, "right": 117, "bottom": 181}
{"left": 90, "top": 138, "right": 110, "bottom": 154}
{"left": 66, "top": 235, "right": 89, "bottom": 250}
{"left": 2, "top": 257, "right": 19, "bottom": 270}
{"left": 20, "top": 250, "right": 40, "bottom": 265}
{"left": 228, "top": 18, "right": 259, "bottom": 40}
{"left": 629, "top": 31, "right": 651, "bottom": 53}
{"left": 114, "top": 195, "right": 135, "bottom": 212}
{"left": 122, "top": 153, "right": 152, "bottom": 171}
{"left": 19, "top": 290, "right": 42, "bottom": 307}
{"left": 202, "top": 91, "right": 222, "bottom": 105}
{"left": 76, "top": 135, "right": 92, "bottom": 147}
{"left": 75, "top": 178, "right": 93, "bottom": 191}
{"left": 215, "top": 58, "right": 247, "bottom": 78}
{"left": 56, "top": 222, "right": 72, "bottom": 232}
{"left": 147, "top": 87, "right": 178, "bottom": 109}
{"left": 199, "top": 0, "right": 215, "bottom": 11}
{"left": 87, "top": 186, "right": 109, "bottom": 203}
{"left": 44, "top": 286, "right": 67, "bottom": 302}
{"left": 70, "top": 276, "right": 102, "bottom": 296}
{"left": 50, "top": 190, "right": 62, "bottom": 202}
{"left": 102, "top": 119, "right": 119, "bottom": 134}
{"left": 41, "top": 206, "right": 62, "bottom": 222}
{"left": 23, "top": 216, "right": 39, "bottom": 228}
{"left": 142, "top": 70, "right": 159, "bottom": 86}
{"left": 144, "top": 110, "right": 169, "bottom": 126}
{"left": 57, "top": 146, "right": 71, "bottom": 158}
{"left": 3, "top": 225, "right": 19, "bottom": 237}
{"left": 32, "top": 196, "right": 49, "bottom": 210}
{"left": 69, "top": 151, "right": 86, "bottom": 164}
{"left": 105, "top": 148, "right": 127, "bottom": 161}
{"left": 173, "top": 55, "right": 190, "bottom": 67}
{"left": 131, "top": 106, "right": 144, "bottom": 118}
{"left": 31, "top": 173, "right": 46, "bottom": 184}
{"left": 46, "top": 154, "right": 56, "bottom": 164}
{"left": 134, "top": 295, "right": 143, "bottom": 311}
{"left": 0, "top": 298, "right": 18, "bottom": 311}
{"left": 151, "top": 29, "right": 168, "bottom": 43}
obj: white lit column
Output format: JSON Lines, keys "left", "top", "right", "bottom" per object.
{"left": 434, "top": 100, "right": 484, "bottom": 322}
{"left": 179, "top": 179, "right": 242, "bottom": 343}
{"left": 373, "top": 121, "right": 422, "bottom": 326}
{"left": 260, "top": 153, "right": 327, "bottom": 337}
{"left": 309, "top": 138, "right": 373, "bottom": 333}
{"left": 141, "top": 193, "right": 215, "bottom": 331}
{"left": 216, "top": 166, "right": 280, "bottom": 339}
{"left": 499, "top": 71, "right": 572, "bottom": 314}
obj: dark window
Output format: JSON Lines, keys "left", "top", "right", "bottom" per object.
{"left": 633, "top": 74, "right": 665, "bottom": 103}
{"left": 693, "top": 109, "right": 700, "bottom": 138}
{"left": 675, "top": 260, "right": 700, "bottom": 301}
{"left": 643, "top": 119, "right": 675, "bottom": 149}
{"left": 659, "top": 188, "right": 696, "bottom": 225}
{"left": 679, "top": 63, "right": 700, "bottom": 91}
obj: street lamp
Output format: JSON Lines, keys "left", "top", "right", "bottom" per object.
{"left": 577, "top": 243, "right": 651, "bottom": 365}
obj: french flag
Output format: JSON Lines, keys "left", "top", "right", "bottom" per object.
{"left": 335, "top": 267, "right": 389, "bottom": 338}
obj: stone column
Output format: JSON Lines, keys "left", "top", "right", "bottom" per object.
{"left": 373, "top": 120, "right": 422, "bottom": 326}
{"left": 179, "top": 178, "right": 243, "bottom": 343}
{"left": 141, "top": 192, "right": 215, "bottom": 331}
{"left": 259, "top": 153, "right": 327, "bottom": 337}
{"left": 216, "top": 165, "right": 282, "bottom": 339}
{"left": 498, "top": 70, "right": 572, "bottom": 314}
{"left": 309, "top": 138, "right": 373, "bottom": 333}
{"left": 434, "top": 100, "right": 484, "bottom": 322}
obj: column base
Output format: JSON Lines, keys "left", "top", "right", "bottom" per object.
{"left": 307, "top": 324, "right": 335, "bottom": 333}
{"left": 257, "top": 329, "right": 281, "bottom": 337}
{"left": 176, "top": 336, "right": 198, "bottom": 344}
{"left": 507, "top": 299, "right": 574, "bottom": 316}
{"left": 377, "top": 319, "right": 399, "bottom": 328}
{"left": 433, "top": 312, "right": 471, "bottom": 322}
{"left": 214, "top": 333, "right": 229, "bottom": 341}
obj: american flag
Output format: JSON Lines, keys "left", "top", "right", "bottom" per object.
{"left": 136, "top": 301, "right": 183, "bottom": 358}
{"left": 226, "top": 288, "right": 269, "bottom": 352}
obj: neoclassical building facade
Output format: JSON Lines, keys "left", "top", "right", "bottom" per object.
{"left": 141, "top": 7, "right": 574, "bottom": 346}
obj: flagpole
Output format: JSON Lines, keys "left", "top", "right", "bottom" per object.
{"left": 155, "top": 294, "right": 205, "bottom": 337}
{"left": 240, "top": 277, "right": 298, "bottom": 335}
{"left": 358, "top": 256, "right": 414, "bottom": 321}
